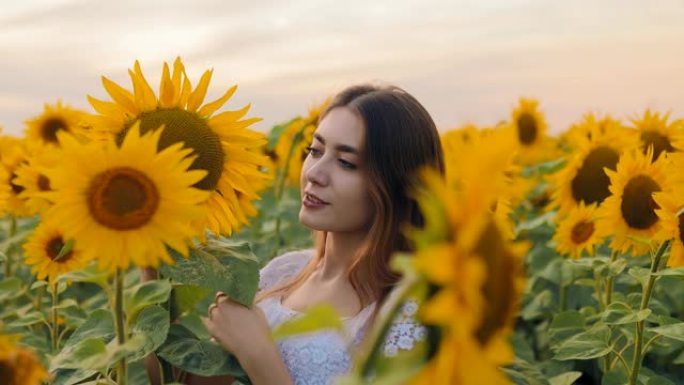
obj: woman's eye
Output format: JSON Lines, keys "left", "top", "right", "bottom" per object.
{"left": 306, "top": 146, "right": 322, "bottom": 157}
{"left": 338, "top": 159, "right": 357, "bottom": 170}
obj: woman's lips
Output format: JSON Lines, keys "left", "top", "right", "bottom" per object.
{"left": 303, "top": 192, "right": 330, "bottom": 208}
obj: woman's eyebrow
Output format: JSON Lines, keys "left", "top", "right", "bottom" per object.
{"left": 313, "top": 133, "right": 359, "bottom": 154}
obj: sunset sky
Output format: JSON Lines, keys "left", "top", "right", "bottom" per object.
{"left": 1, "top": 0, "right": 683, "bottom": 136}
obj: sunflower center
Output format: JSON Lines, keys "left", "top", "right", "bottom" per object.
{"left": 9, "top": 173, "right": 24, "bottom": 195}
{"left": 517, "top": 113, "right": 538, "bottom": 145}
{"left": 0, "top": 361, "right": 13, "bottom": 385}
{"left": 571, "top": 220, "right": 595, "bottom": 244}
{"left": 640, "top": 131, "right": 673, "bottom": 159}
{"left": 42, "top": 117, "right": 68, "bottom": 143}
{"left": 37, "top": 174, "right": 51, "bottom": 191}
{"left": 620, "top": 175, "right": 661, "bottom": 230}
{"left": 571, "top": 146, "right": 620, "bottom": 205}
{"left": 119, "top": 108, "right": 224, "bottom": 190}
{"left": 472, "top": 220, "right": 517, "bottom": 346}
{"left": 87, "top": 167, "right": 159, "bottom": 230}
{"left": 677, "top": 213, "right": 684, "bottom": 245}
{"left": 46, "top": 236, "right": 72, "bottom": 262}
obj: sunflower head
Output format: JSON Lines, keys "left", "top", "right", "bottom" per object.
{"left": 553, "top": 202, "right": 604, "bottom": 258}
{"left": 597, "top": 148, "right": 670, "bottom": 256}
{"left": 86, "top": 58, "right": 270, "bottom": 236}
{"left": 46, "top": 123, "right": 210, "bottom": 270}
{"left": 13, "top": 147, "right": 61, "bottom": 215}
{"left": 24, "top": 101, "right": 87, "bottom": 148}
{"left": 23, "top": 221, "right": 89, "bottom": 283}
{"left": 630, "top": 109, "right": 684, "bottom": 160}
{"left": 551, "top": 120, "right": 638, "bottom": 214}
{"left": 654, "top": 154, "right": 684, "bottom": 267}
{"left": 0, "top": 335, "right": 50, "bottom": 385}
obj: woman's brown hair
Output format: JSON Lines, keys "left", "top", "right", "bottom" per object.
{"left": 258, "top": 84, "right": 444, "bottom": 307}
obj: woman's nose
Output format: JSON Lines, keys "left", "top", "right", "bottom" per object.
{"left": 304, "top": 158, "right": 329, "bottom": 186}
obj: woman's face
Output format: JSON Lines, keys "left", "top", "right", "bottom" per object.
{"left": 299, "top": 107, "right": 374, "bottom": 233}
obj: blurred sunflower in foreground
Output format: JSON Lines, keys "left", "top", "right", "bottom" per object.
{"left": 0, "top": 334, "right": 50, "bottom": 385}
{"left": 45, "top": 124, "right": 210, "bottom": 270}
{"left": 654, "top": 152, "right": 684, "bottom": 267}
{"left": 407, "top": 135, "right": 526, "bottom": 384}
{"left": 85, "top": 57, "right": 270, "bottom": 236}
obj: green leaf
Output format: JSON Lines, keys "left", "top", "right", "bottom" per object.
{"left": 516, "top": 210, "right": 556, "bottom": 233}
{"left": 267, "top": 117, "right": 300, "bottom": 150}
{"left": 628, "top": 266, "right": 651, "bottom": 288}
{"left": 272, "top": 304, "right": 343, "bottom": 340}
{"left": 53, "top": 239, "right": 75, "bottom": 262}
{"left": 651, "top": 322, "right": 684, "bottom": 342}
{"left": 602, "top": 301, "right": 652, "bottom": 325}
{"left": 57, "top": 264, "right": 110, "bottom": 288}
{"left": 124, "top": 279, "right": 172, "bottom": 320}
{"left": 548, "top": 311, "right": 586, "bottom": 345}
{"left": 653, "top": 266, "right": 684, "bottom": 279}
{"left": 553, "top": 323, "right": 612, "bottom": 360}
{"left": 50, "top": 337, "right": 108, "bottom": 371}
{"left": 160, "top": 239, "right": 259, "bottom": 306}
{"left": 8, "top": 311, "right": 46, "bottom": 327}
{"left": 602, "top": 367, "right": 629, "bottom": 385}
{"left": 0, "top": 277, "right": 23, "bottom": 301}
{"left": 63, "top": 309, "right": 114, "bottom": 349}
{"left": 549, "top": 371, "right": 582, "bottom": 385}
{"left": 521, "top": 289, "right": 553, "bottom": 320}
{"left": 157, "top": 324, "right": 246, "bottom": 377}
{"left": 51, "top": 369, "right": 98, "bottom": 385}
{"left": 121, "top": 305, "right": 170, "bottom": 362}
{"left": 173, "top": 284, "right": 212, "bottom": 315}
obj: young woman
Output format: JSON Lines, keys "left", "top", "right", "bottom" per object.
{"left": 150, "top": 84, "right": 444, "bottom": 385}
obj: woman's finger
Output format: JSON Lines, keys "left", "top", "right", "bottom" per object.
{"left": 214, "top": 291, "right": 228, "bottom": 304}
{"left": 208, "top": 303, "right": 218, "bottom": 319}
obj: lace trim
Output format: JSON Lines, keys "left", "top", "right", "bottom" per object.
{"left": 381, "top": 300, "right": 427, "bottom": 357}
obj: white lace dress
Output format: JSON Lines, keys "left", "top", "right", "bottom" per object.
{"left": 256, "top": 250, "right": 426, "bottom": 385}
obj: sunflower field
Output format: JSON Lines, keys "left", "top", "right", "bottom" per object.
{"left": 1, "top": 58, "right": 683, "bottom": 385}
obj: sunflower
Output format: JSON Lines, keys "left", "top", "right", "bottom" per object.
{"left": 654, "top": 152, "right": 684, "bottom": 267}
{"left": 630, "top": 109, "right": 684, "bottom": 160}
{"left": 410, "top": 167, "right": 526, "bottom": 385}
{"left": 560, "top": 113, "right": 627, "bottom": 151}
{"left": 553, "top": 202, "right": 603, "bottom": 258}
{"left": 13, "top": 147, "right": 61, "bottom": 215}
{"left": 0, "top": 137, "right": 31, "bottom": 217}
{"left": 0, "top": 334, "right": 50, "bottom": 385}
{"left": 551, "top": 118, "right": 638, "bottom": 214}
{"left": 45, "top": 123, "right": 210, "bottom": 270}
{"left": 272, "top": 98, "right": 331, "bottom": 187}
{"left": 24, "top": 101, "right": 87, "bottom": 147}
{"left": 23, "top": 221, "right": 89, "bottom": 282}
{"left": 597, "top": 148, "right": 670, "bottom": 256}
{"left": 85, "top": 58, "right": 270, "bottom": 236}
{"left": 509, "top": 98, "right": 554, "bottom": 165}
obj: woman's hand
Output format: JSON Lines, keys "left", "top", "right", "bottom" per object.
{"left": 202, "top": 292, "right": 293, "bottom": 385}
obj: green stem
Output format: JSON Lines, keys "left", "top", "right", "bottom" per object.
{"left": 4, "top": 216, "right": 17, "bottom": 277}
{"left": 628, "top": 240, "right": 670, "bottom": 385}
{"left": 114, "top": 268, "right": 127, "bottom": 385}
{"left": 51, "top": 283, "right": 59, "bottom": 353}
{"left": 605, "top": 250, "right": 619, "bottom": 306}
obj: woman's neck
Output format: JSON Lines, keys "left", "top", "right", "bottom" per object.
{"left": 316, "top": 230, "right": 366, "bottom": 281}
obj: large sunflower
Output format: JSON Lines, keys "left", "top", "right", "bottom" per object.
{"left": 24, "top": 101, "right": 87, "bottom": 148}
{"left": 410, "top": 168, "right": 526, "bottom": 384}
{"left": 597, "top": 148, "right": 670, "bottom": 256}
{"left": 654, "top": 152, "right": 684, "bottom": 267}
{"left": 271, "top": 98, "right": 330, "bottom": 187}
{"left": 45, "top": 124, "right": 210, "bottom": 270}
{"left": 630, "top": 109, "right": 684, "bottom": 160}
{"left": 85, "top": 58, "right": 270, "bottom": 236}
{"left": 0, "top": 334, "right": 50, "bottom": 385}
{"left": 23, "top": 221, "right": 89, "bottom": 283}
{"left": 551, "top": 118, "right": 638, "bottom": 214}
{"left": 13, "top": 147, "right": 61, "bottom": 215}
{"left": 553, "top": 202, "right": 603, "bottom": 258}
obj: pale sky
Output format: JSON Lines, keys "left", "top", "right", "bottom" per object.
{"left": 1, "top": 0, "right": 683, "bottom": 137}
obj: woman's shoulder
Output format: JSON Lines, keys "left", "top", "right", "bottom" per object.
{"left": 258, "top": 249, "right": 315, "bottom": 291}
